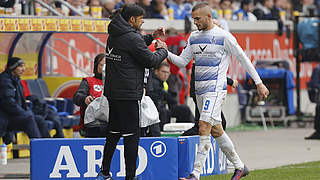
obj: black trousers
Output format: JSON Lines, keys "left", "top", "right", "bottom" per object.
{"left": 6, "top": 111, "right": 41, "bottom": 138}
{"left": 170, "top": 104, "right": 195, "bottom": 123}
{"left": 34, "top": 115, "right": 50, "bottom": 138}
{"left": 101, "top": 99, "right": 140, "bottom": 180}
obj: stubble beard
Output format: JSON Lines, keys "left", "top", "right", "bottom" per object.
{"left": 198, "top": 23, "right": 208, "bottom": 31}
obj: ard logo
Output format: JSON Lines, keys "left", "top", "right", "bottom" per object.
{"left": 150, "top": 141, "right": 166, "bottom": 158}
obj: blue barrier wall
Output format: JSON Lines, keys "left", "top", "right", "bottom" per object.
{"left": 178, "top": 136, "right": 228, "bottom": 178}
{"left": 30, "top": 136, "right": 227, "bottom": 180}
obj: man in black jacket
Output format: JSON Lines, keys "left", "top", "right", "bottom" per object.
{"left": 0, "top": 57, "right": 42, "bottom": 143}
{"left": 97, "top": 4, "right": 168, "bottom": 180}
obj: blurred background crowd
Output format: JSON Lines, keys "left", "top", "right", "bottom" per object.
{"left": 0, "top": 0, "right": 319, "bottom": 20}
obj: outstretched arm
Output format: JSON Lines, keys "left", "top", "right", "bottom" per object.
{"left": 166, "top": 38, "right": 193, "bottom": 68}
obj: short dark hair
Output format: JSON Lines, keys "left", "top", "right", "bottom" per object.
{"left": 155, "top": 61, "right": 170, "bottom": 70}
{"left": 241, "top": 0, "right": 253, "bottom": 9}
{"left": 6, "top": 57, "right": 24, "bottom": 71}
{"left": 121, "top": 4, "right": 145, "bottom": 22}
{"left": 192, "top": 2, "right": 209, "bottom": 12}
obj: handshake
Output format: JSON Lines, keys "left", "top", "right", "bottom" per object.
{"left": 155, "top": 39, "right": 167, "bottom": 50}
{"left": 151, "top": 27, "right": 168, "bottom": 50}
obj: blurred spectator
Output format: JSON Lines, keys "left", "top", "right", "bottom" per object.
{"left": 207, "top": 0, "right": 221, "bottom": 19}
{"left": 20, "top": 79, "right": 64, "bottom": 138}
{"left": 0, "top": 57, "right": 45, "bottom": 144}
{"left": 165, "top": 27, "right": 192, "bottom": 104}
{"left": 220, "top": 0, "right": 234, "bottom": 20}
{"left": 232, "top": 0, "right": 257, "bottom": 21}
{"left": 123, "top": 0, "right": 137, "bottom": 5}
{"left": 186, "top": 0, "right": 197, "bottom": 5}
{"left": 53, "top": 1, "right": 70, "bottom": 16}
{"left": 114, "top": 0, "right": 123, "bottom": 9}
{"left": 138, "top": 0, "right": 152, "bottom": 18}
{"left": 82, "top": 0, "right": 88, "bottom": 6}
{"left": 305, "top": 64, "right": 320, "bottom": 140}
{"left": 101, "top": 0, "right": 115, "bottom": 18}
{"left": 168, "top": 0, "right": 193, "bottom": 19}
{"left": 21, "top": 0, "right": 34, "bottom": 15}
{"left": 272, "top": 0, "right": 288, "bottom": 21}
{"left": 34, "top": 0, "right": 51, "bottom": 16}
{"left": 285, "top": 0, "right": 293, "bottom": 20}
{"left": 88, "top": 0, "right": 100, "bottom": 7}
{"left": 147, "top": 61, "right": 194, "bottom": 131}
{"left": 69, "top": 0, "right": 84, "bottom": 15}
{"left": 150, "top": 0, "right": 169, "bottom": 19}
{"left": 73, "top": 53, "right": 108, "bottom": 138}
{"left": 253, "top": 0, "right": 275, "bottom": 19}
{"left": 0, "top": 0, "right": 15, "bottom": 8}
{"left": 297, "top": 0, "right": 318, "bottom": 15}
{"left": 26, "top": 95, "right": 64, "bottom": 138}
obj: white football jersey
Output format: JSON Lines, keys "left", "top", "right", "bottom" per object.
{"left": 168, "top": 26, "right": 262, "bottom": 95}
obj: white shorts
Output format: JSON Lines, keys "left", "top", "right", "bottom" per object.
{"left": 196, "top": 91, "right": 227, "bottom": 126}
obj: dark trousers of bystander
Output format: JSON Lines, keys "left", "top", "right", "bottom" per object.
{"left": 305, "top": 103, "right": 320, "bottom": 139}
{"left": 101, "top": 99, "right": 140, "bottom": 180}
{"left": 3, "top": 111, "right": 42, "bottom": 138}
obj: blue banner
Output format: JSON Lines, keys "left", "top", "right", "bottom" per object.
{"left": 31, "top": 137, "right": 178, "bottom": 180}
{"left": 178, "top": 136, "right": 227, "bottom": 178}
{"left": 30, "top": 136, "right": 227, "bottom": 180}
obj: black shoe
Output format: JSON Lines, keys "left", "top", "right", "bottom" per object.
{"left": 305, "top": 132, "right": 320, "bottom": 140}
{"left": 179, "top": 174, "right": 198, "bottom": 180}
{"left": 231, "top": 165, "right": 249, "bottom": 180}
{"left": 95, "top": 172, "right": 113, "bottom": 180}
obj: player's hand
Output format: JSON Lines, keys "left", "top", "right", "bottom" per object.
{"left": 256, "top": 83, "right": 269, "bottom": 99}
{"left": 232, "top": 79, "right": 239, "bottom": 88}
{"left": 85, "top": 95, "right": 94, "bottom": 105}
{"left": 155, "top": 39, "right": 168, "bottom": 50}
{"left": 152, "top": 27, "right": 165, "bottom": 39}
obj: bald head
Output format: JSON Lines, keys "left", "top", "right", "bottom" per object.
{"left": 191, "top": 2, "right": 213, "bottom": 31}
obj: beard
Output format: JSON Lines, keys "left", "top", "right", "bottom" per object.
{"left": 197, "top": 23, "right": 208, "bottom": 31}
{"left": 134, "top": 24, "right": 142, "bottom": 31}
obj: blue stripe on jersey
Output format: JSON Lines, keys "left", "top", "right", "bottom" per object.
{"left": 195, "top": 57, "right": 221, "bottom": 66}
{"left": 189, "top": 35, "right": 225, "bottom": 46}
{"left": 214, "top": 37, "right": 224, "bottom": 46}
{"left": 190, "top": 35, "right": 213, "bottom": 45}
{"left": 195, "top": 71, "right": 218, "bottom": 81}
{"left": 196, "top": 86, "right": 216, "bottom": 95}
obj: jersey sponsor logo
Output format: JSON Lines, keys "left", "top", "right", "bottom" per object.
{"left": 199, "top": 45, "right": 207, "bottom": 52}
{"left": 106, "top": 47, "right": 113, "bottom": 55}
{"left": 106, "top": 46, "right": 122, "bottom": 62}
